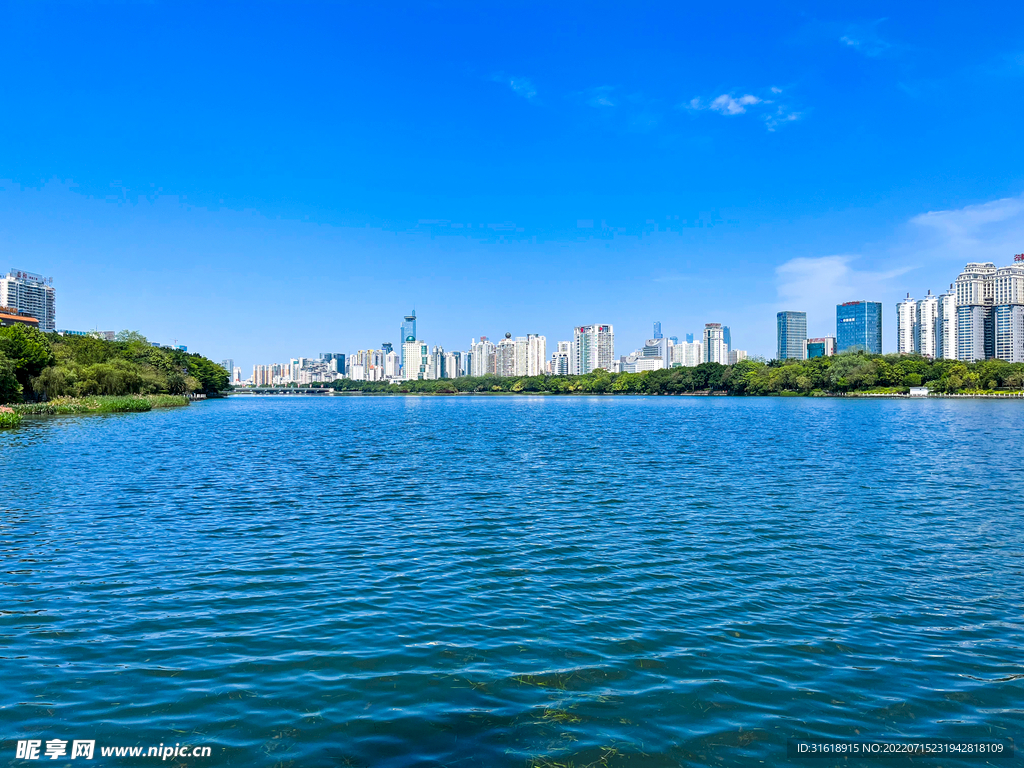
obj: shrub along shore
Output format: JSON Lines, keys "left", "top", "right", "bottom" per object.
{"left": 310, "top": 352, "right": 1024, "bottom": 396}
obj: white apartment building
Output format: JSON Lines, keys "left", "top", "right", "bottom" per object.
{"left": 550, "top": 341, "right": 571, "bottom": 375}
{"left": 671, "top": 341, "right": 703, "bottom": 367}
{"left": 917, "top": 291, "right": 939, "bottom": 358}
{"left": 470, "top": 337, "right": 496, "bottom": 376}
{"left": 896, "top": 295, "right": 917, "bottom": 355}
{"left": 937, "top": 288, "right": 957, "bottom": 359}
{"left": 442, "top": 351, "right": 461, "bottom": 379}
{"left": 0, "top": 268, "right": 56, "bottom": 331}
{"left": 402, "top": 340, "right": 429, "bottom": 380}
{"left": 496, "top": 336, "right": 517, "bottom": 377}
{"left": 727, "top": 349, "right": 747, "bottom": 364}
{"left": 702, "top": 324, "right": 728, "bottom": 364}
{"left": 571, "top": 324, "right": 614, "bottom": 374}
{"left": 994, "top": 264, "right": 1024, "bottom": 362}
{"left": 955, "top": 262, "right": 996, "bottom": 362}
{"left": 521, "top": 334, "right": 546, "bottom": 376}
{"left": 385, "top": 351, "right": 401, "bottom": 378}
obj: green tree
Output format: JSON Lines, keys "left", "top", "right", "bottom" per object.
{"left": 0, "top": 324, "right": 55, "bottom": 397}
{"left": 0, "top": 352, "right": 23, "bottom": 403}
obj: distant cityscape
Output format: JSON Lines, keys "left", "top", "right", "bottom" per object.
{"left": 3, "top": 258, "right": 1023, "bottom": 388}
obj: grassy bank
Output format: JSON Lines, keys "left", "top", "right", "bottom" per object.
{"left": 12, "top": 394, "right": 189, "bottom": 416}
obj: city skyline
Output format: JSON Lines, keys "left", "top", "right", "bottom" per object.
{"left": 3, "top": 4, "right": 1023, "bottom": 372}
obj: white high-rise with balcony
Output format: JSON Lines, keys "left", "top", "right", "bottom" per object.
{"left": 896, "top": 295, "right": 917, "bottom": 355}
{"left": 0, "top": 268, "right": 55, "bottom": 331}
{"left": 571, "top": 325, "right": 614, "bottom": 374}
{"left": 916, "top": 291, "right": 939, "bottom": 358}
{"left": 994, "top": 264, "right": 1024, "bottom": 363}
{"left": 937, "top": 287, "right": 957, "bottom": 359}
{"left": 955, "top": 262, "right": 996, "bottom": 362}
{"left": 702, "top": 324, "right": 727, "bottom": 364}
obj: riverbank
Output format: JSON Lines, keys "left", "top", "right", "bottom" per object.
{"left": 11, "top": 394, "right": 189, "bottom": 416}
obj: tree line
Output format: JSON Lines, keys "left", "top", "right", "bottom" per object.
{"left": 310, "top": 353, "right": 1024, "bottom": 396}
{"left": 0, "top": 325, "right": 229, "bottom": 403}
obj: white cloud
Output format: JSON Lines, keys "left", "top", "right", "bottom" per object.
{"left": 508, "top": 76, "right": 537, "bottom": 100}
{"left": 492, "top": 73, "right": 537, "bottom": 100}
{"left": 583, "top": 85, "right": 616, "bottom": 107}
{"left": 709, "top": 93, "right": 762, "bottom": 115}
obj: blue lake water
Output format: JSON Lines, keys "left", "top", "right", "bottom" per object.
{"left": 2, "top": 396, "right": 1023, "bottom": 767}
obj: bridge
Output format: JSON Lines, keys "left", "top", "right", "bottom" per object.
{"left": 229, "top": 387, "right": 342, "bottom": 395}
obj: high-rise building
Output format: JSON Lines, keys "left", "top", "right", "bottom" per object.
{"left": 993, "top": 263, "right": 1024, "bottom": 363}
{"left": 896, "top": 295, "right": 917, "bottom": 355}
{"left": 220, "top": 359, "right": 234, "bottom": 376}
{"left": 916, "top": 291, "right": 939, "bottom": 358}
{"left": 384, "top": 350, "right": 401, "bottom": 378}
{"left": 550, "top": 341, "right": 571, "bottom": 375}
{"left": 685, "top": 333, "right": 694, "bottom": 343}
{"left": 954, "top": 263, "right": 996, "bottom": 362}
{"left": 571, "top": 325, "right": 614, "bottom": 374}
{"left": 0, "top": 268, "right": 55, "bottom": 331}
{"left": 400, "top": 310, "right": 417, "bottom": 370}
{"left": 232, "top": 366, "right": 242, "bottom": 384}
{"left": 671, "top": 340, "right": 702, "bottom": 367}
{"left": 470, "top": 337, "right": 496, "bottom": 376}
{"left": 702, "top": 323, "right": 728, "bottom": 364}
{"left": 402, "top": 340, "right": 428, "bottom": 380}
{"left": 937, "top": 286, "right": 957, "bottom": 359}
{"left": 776, "top": 311, "right": 807, "bottom": 360}
{"left": 722, "top": 326, "right": 732, "bottom": 350}
{"left": 806, "top": 337, "right": 835, "bottom": 358}
{"left": 836, "top": 301, "right": 882, "bottom": 353}
{"left": 653, "top": 321, "right": 663, "bottom": 340}
{"left": 727, "top": 349, "right": 747, "bottom": 365}
{"left": 524, "top": 334, "right": 546, "bottom": 376}
{"left": 496, "top": 336, "right": 517, "bottom": 377}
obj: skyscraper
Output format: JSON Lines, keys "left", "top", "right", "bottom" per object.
{"left": 954, "top": 263, "right": 996, "bottom": 362}
{"left": 917, "top": 291, "right": 939, "bottom": 358}
{"left": 896, "top": 295, "right": 917, "bottom": 355}
{"left": 776, "top": 311, "right": 807, "bottom": 360}
{"left": 653, "top": 321, "right": 662, "bottom": 339}
{"left": 0, "top": 268, "right": 55, "bottom": 331}
{"left": 836, "top": 301, "right": 882, "bottom": 353}
{"left": 937, "top": 286, "right": 957, "bottom": 359}
{"left": 993, "top": 263, "right": 1024, "bottom": 362}
{"left": 703, "top": 323, "right": 727, "bottom": 364}
{"left": 400, "top": 310, "right": 417, "bottom": 371}
{"left": 722, "top": 326, "right": 731, "bottom": 350}
{"left": 571, "top": 325, "right": 614, "bottom": 374}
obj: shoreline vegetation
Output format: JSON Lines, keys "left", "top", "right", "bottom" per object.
{"left": 0, "top": 325, "right": 226, "bottom": 427}
{"left": 0, "top": 326, "right": 228, "bottom": 404}
{"left": 12, "top": 394, "right": 190, "bottom": 415}
{"left": 291, "top": 352, "right": 1024, "bottom": 397}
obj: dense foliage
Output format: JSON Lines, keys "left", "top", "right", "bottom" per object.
{"left": 0, "top": 325, "right": 229, "bottom": 404}
{"left": 308, "top": 353, "right": 1024, "bottom": 396}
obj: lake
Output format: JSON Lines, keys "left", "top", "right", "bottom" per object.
{"left": 2, "top": 396, "right": 1022, "bottom": 766}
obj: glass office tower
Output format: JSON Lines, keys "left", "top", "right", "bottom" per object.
{"left": 836, "top": 301, "right": 882, "bottom": 353}
{"left": 776, "top": 311, "right": 808, "bottom": 360}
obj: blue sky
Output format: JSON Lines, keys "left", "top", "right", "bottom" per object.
{"left": 2, "top": 1, "right": 1023, "bottom": 370}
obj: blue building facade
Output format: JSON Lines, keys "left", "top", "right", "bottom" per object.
{"left": 400, "top": 310, "right": 417, "bottom": 370}
{"left": 836, "top": 301, "right": 882, "bottom": 353}
{"left": 776, "top": 311, "right": 807, "bottom": 360}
